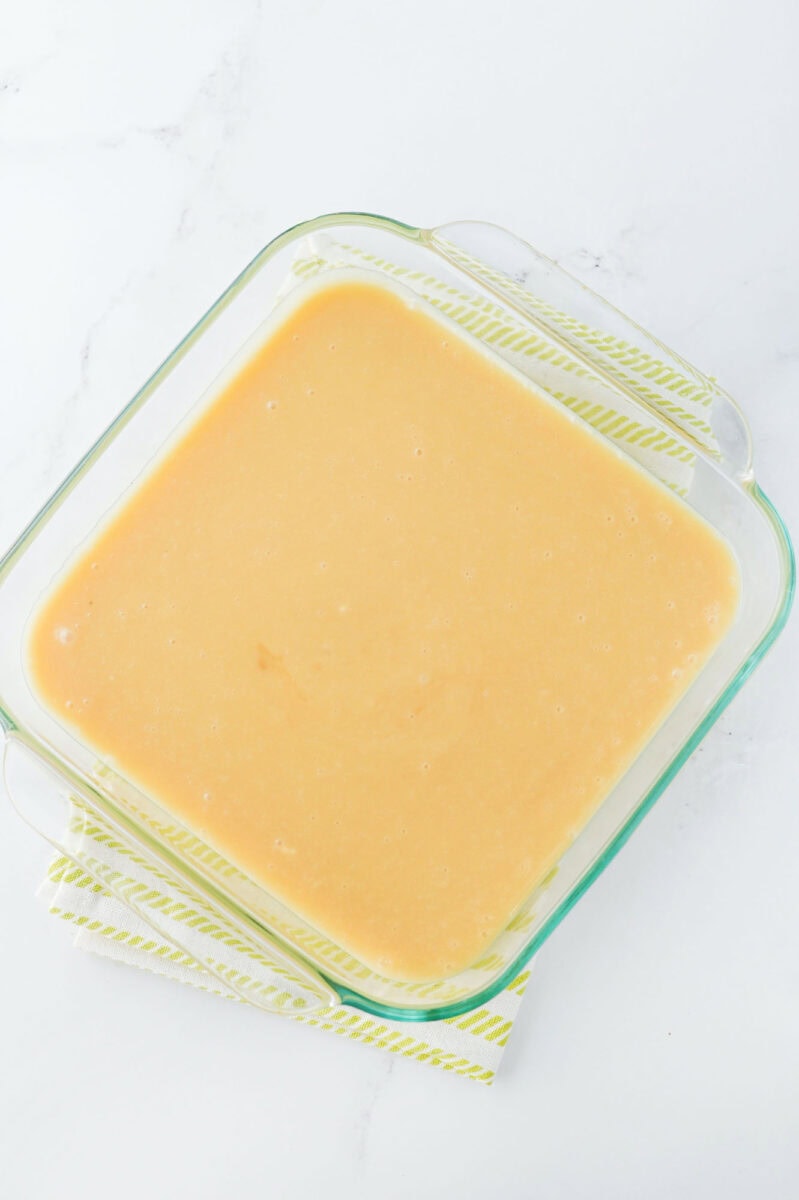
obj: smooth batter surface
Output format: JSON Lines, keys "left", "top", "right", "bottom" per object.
{"left": 28, "top": 278, "right": 740, "bottom": 979}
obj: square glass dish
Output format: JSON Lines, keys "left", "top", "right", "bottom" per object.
{"left": 0, "top": 214, "right": 793, "bottom": 1020}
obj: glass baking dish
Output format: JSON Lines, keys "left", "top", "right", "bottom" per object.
{"left": 0, "top": 214, "right": 793, "bottom": 1021}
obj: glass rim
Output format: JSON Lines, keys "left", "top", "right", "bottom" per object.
{"left": 0, "top": 212, "right": 794, "bottom": 1021}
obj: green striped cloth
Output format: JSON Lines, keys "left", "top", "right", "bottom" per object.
{"left": 40, "top": 803, "right": 531, "bottom": 1085}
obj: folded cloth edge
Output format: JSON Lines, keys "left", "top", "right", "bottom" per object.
{"left": 39, "top": 848, "right": 532, "bottom": 1085}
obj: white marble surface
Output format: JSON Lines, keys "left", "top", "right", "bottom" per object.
{"left": 1, "top": 2, "right": 798, "bottom": 1196}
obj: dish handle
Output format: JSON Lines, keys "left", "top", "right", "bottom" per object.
{"left": 427, "top": 220, "right": 754, "bottom": 482}
{"left": 3, "top": 733, "right": 340, "bottom": 1016}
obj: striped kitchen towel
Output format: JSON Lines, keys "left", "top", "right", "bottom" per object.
{"left": 39, "top": 803, "right": 531, "bottom": 1085}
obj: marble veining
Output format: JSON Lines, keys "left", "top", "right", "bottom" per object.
{"left": 1, "top": 2, "right": 798, "bottom": 1197}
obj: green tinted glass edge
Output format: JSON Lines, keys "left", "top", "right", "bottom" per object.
{"left": 340, "top": 485, "right": 795, "bottom": 1021}
{"left": 0, "top": 214, "right": 793, "bottom": 1022}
